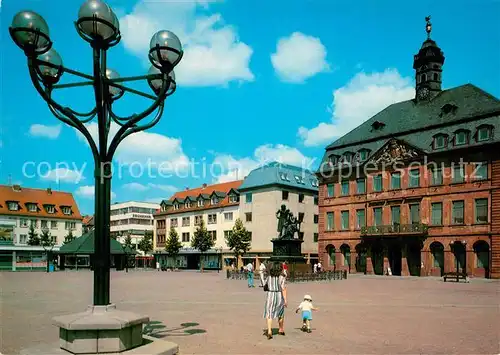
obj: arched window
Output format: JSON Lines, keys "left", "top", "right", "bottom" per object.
{"left": 340, "top": 244, "right": 351, "bottom": 267}
{"left": 327, "top": 245, "right": 336, "bottom": 266}
{"left": 473, "top": 241, "right": 490, "bottom": 269}
{"left": 421, "top": 73, "right": 427, "bottom": 82}
{"left": 433, "top": 73, "right": 438, "bottom": 81}
{"left": 430, "top": 242, "right": 444, "bottom": 270}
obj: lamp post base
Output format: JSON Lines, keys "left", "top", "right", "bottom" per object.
{"left": 40, "top": 304, "right": 177, "bottom": 354}
{"left": 20, "top": 335, "right": 179, "bottom": 355}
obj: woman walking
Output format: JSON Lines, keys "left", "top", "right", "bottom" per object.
{"left": 263, "top": 262, "right": 287, "bottom": 339}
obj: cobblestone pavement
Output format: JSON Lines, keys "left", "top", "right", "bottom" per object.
{"left": 1, "top": 271, "right": 499, "bottom": 354}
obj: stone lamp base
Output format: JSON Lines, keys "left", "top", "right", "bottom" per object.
{"left": 20, "top": 304, "right": 179, "bottom": 354}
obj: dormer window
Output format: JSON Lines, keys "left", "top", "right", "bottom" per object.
{"left": 229, "top": 195, "right": 238, "bottom": 203}
{"left": 358, "top": 149, "right": 370, "bottom": 161}
{"left": 45, "top": 205, "right": 55, "bottom": 214}
{"left": 7, "top": 201, "right": 19, "bottom": 211}
{"left": 371, "top": 121, "right": 386, "bottom": 131}
{"left": 294, "top": 175, "right": 304, "bottom": 184}
{"left": 454, "top": 130, "right": 469, "bottom": 146}
{"left": 211, "top": 196, "right": 219, "bottom": 205}
{"left": 311, "top": 179, "right": 319, "bottom": 187}
{"left": 27, "top": 203, "right": 38, "bottom": 212}
{"left": 440, "top": 103, "right": 458, "bottom": 117}
{"left": 185, "top": 202, "right": 192, "bottom": 208}
{"left": 197, "top": 199, "right": 204, "bottom": 207}
{"left": 173, "top": 202, "right": 179, "bottom": 210}
{"left": 328, "top": 154, "right": 339, "bottom": 165}
{"left": 476, "top": 125, "right": 493, "bottom": 142}
{"left": 279, "top": 172, "right": 288, "bottom": 181}
{"left": 61, "top": 206, "right": 71, "bottom": 215}
{"left": 433, "top": 134, "right": 447, "bottom": 149}
{"left": 343, "top": 152, "right": 354, "bottom": 164}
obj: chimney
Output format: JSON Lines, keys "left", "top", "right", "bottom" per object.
{"left": 202, "top": 183, "right": 207, "bottom": 188}
{"left": 12, "top": 184, "right": 21, "bottom": 192}
{"left": 47, "top": 188, "right": 52, "bottom": 195}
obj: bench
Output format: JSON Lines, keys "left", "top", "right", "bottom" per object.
{"left": 443, "top": 272, "right": 469, "bottom": 283}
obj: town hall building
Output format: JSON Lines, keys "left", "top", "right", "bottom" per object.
{"left": 317, "top": 18, "right": 500, "bottom": 278}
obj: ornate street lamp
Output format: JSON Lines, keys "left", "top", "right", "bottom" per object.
{"left": 9, "top": 0, "right": 182, "bottom": 307}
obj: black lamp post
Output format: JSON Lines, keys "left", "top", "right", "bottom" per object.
{"left": 9, "top": 1, "right": 183, "bottom": 306}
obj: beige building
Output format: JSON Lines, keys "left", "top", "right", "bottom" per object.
{"left": 238, "top": 162, "right": 319, "bottom": 266}
{"left": 110, "top": 201, "right": 159, "bottom": 254}
{"left": 153, "top": 180, "right": 242, "bottom": 269}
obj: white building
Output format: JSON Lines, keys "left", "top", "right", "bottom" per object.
{"left": 0, "top": 184, "right": 83, "bottom": 246}
{"left": 153, "top": 181, "right": 242, "bottom": 269}
{"left": 110, "top": 201, "right": 159, "bottom": 253}
{"left": 0, "top": 184, "right": 83, "bottom": 271}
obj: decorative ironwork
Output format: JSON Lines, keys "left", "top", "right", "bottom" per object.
{"left": 360, "top": 223, "right": 428, "bottom": 236}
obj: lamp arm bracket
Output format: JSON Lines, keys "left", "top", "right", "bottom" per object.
{"left": 28, "top": 58, "right": 99, "bottom": 159}
{"left": 107, "top": 103, "right": 164, "bottom": 161}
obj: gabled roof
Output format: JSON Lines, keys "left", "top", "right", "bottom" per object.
{"left": 210, "top": 191, "right": 226, "bottom": 199}
{"left": 239, "top": 162, "right": 318, "bottom": 192}
{"left": 82, "top": 215, "right": 94, "bottom": 226}
{"left": 321, "top": 84, "right": 500, "bottom": 168}
{"left": 227, "top": 188, "right": 240, "bottom": 195}
{"left": 160, "top": 200, "right": 172, "bottom": 206}
{"left": 0, "top": 185, "right": 82, "bottom": 220}
{"left": 58, "top": 231, "right": 135, "bottom": 255}
{"left": 184, "top": 196, "right": 197, "bottom": 203}
{"left": 154, "top": 180, "right": 243, "bottom": 217}
{"left": 169, "top": 180, "right": 243, "bottom": 200}
{"left": 171, "top": 197, "right": 185, "bottom": 204}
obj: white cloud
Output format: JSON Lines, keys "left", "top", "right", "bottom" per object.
{"left": 271, "top": 32, "right": 329, "bottom": 83}
{"left": 28, "top": 124, "right": 62, "bottom": 139}
{"left": 213, "top": 144, "right": 315, "bottom": 183}
{"left": 122, "top": 182, "right": 149, "bottom": 192}
{"left": 298, "top": 69, "right": 415, "bottom": 147}
{"left": 122, "top": 182, "right": 177, "bottom": 193}
{"left": 77, "top": 122, "right": 190, "bottom": 174}
{"left": 119, "top": 0, "right": 254, "bottom": 87}
{"left": 76, "top": 185, "right": 116, "bottom": 200}
{"left": 40, "top": 168, "right": 85, "bottom": 184}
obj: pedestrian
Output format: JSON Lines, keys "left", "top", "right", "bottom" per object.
{"left": 282, "top": 261, "right": 288, "bottom": 277}
{"left": 156, "top": 261, "right": 160, "bottom": 271}
{"left": 247, "top": 261, "right": 255, "bottom": 287}
{"left": 263, "top": 262, "right": 287, "bottom": 339}
{"left": 259, "top": 261, "right": 266, "bottom": 287}
{"left": 295, "top": 294, "right": 319, "bottom": 333}
{"left": 313, "top": 263, "right": 318, "bottom": 274}
{"left": 317, "top": 261, "right": 322, "bottom": 273}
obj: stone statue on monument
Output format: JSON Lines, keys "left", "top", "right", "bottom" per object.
{"left": 276, "top": 205, "right": 301, "bottom": 240}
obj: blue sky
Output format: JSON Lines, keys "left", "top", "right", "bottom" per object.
{"left": 1, "top": 0, "right": 499, "bottom": 215}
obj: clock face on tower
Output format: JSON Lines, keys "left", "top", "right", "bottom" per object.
{"left": 417, "top": 87, "right": 430, "bottom": 100}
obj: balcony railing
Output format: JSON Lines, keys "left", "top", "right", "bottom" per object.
{"left": 360, "top": 223, "right": 428, "bottom": 236}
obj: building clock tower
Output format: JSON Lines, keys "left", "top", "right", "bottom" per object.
{"left": 413, "top": 16, "right": 445, "bottom": 102}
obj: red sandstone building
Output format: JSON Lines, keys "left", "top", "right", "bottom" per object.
{"left": 317, "top": 20, "right": 500, "bottom": 278}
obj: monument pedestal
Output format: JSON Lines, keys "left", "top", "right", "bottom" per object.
{"left": 269, "top": 238, "right": 309, "bottom": 273}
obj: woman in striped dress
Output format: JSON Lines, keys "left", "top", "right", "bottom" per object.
{"left": 263, "top": 262, "right": 287, "bottom": 339}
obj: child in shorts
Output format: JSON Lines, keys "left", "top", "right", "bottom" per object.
{"left": 295, "top": 294, "right": 318, "bottom": 333}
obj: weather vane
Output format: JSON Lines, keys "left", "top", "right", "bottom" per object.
{"left": 425, "top": 16, "right": 432, "bottom": 39}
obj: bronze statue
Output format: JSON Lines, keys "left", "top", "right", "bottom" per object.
{"left": 276, "top": 205, "right": 301, "bottom": 240}
{"left": 276, "top": 204, "right": 290, "bottom": 237}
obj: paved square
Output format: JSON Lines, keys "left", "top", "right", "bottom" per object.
{"left": 1, "top": 271, "right": 499, "bottom": 354}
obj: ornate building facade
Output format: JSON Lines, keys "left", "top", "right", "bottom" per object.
{"left": 317, "top": 19, "right": 500, "bottom": 278}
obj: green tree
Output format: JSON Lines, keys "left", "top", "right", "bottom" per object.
{"left": 40, "top": 229, "right": 55, "bottom": 248}
{"left": 123, "top": 234, "right": 133, "bottom": 250}
{"left": 27, "top": 224, "right": 40, "bottom": 246}
{"left": 138, "top": 231, "right": 153, "bottom": 255}
{"left": 225, "top": 218, "right": 252, "bottom": 263}
{"left": 191, "top": 219, "right": 214, "bottom": 272}
{"left": 63, "top": 230, "right": 75, "bottom": 245}
{"left": 165, "top": 227, "right": 182, "bottom": 268}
